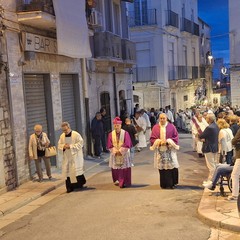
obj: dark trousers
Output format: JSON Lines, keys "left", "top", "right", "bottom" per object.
{"left": 101, "top": 133, "right": 107, "bottom": 152}
{"left": 65, "top": 174, "right": 86, "bottom": 192}
{"left": 159, "top": 168, "right": 178, "bottom": 189}
{"left": 93, "top": 135, "right": 102, "bottom": 156}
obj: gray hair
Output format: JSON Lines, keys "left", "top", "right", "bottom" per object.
{"left": 61, "top": 122, "right": 71, "bottom": 128}
{"left": 207, "top": 113, "right": 216, "bottom": 122}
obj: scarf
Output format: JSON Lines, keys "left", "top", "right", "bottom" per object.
{"left": 35, "top": 133, "right": 46, "bottom": 151}
{"left": 112, "top": 129, "right": 125, "bottom": 149}
{"left": 159, "top": 122, "right": 167, "bottom": 140}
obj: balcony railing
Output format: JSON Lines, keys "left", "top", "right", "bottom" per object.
{"left": 133, "top": 66, "right": 157, "bottom": 82}
{"left": 200, "top": 66, "right": 206, "bottom": 78}
{"left": 17, "top": 0, "right": 55, "bottom": 15}
{"left": 192, "top": 22, "right": 199, "bottom": 36}
{"left": 168, "top": 66, "right": 199, "bottom": 80}
{"left": 94, "top": 31, "right": 122, "bottom": 59}
{"left": 121, "top": 39, "right": 136, "bottom": 62}
{"left": 181, "top": 17, "right": 192, "bottom": 34}
{"left": 192, "top": 66, "right": 198, "bottom": 79}
{"left": 165, "top": 10, "right": 179, "bottom": 28}
{"left": 128, "top": 9, "right": 157, "bottom": 27}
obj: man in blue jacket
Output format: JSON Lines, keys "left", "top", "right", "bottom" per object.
{"left": 199, "top": 113, "right": 219, "bottom": 179}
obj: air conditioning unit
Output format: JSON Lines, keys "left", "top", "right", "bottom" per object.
{"left": 89, "top": 9, "right": 103, "bottom": 28}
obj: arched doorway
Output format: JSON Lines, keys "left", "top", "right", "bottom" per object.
{"left": 119, "top": 90, "right": 127, "bottom": 113}
{"left": 100, "top": 92, "right": 112, "bottom": 133}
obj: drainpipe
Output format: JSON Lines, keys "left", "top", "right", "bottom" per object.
{"left": 113, "top": 66, "right": 118, "bottom": 116}
{"left": 81, "top": 58, "right": 91, "bottom": 156}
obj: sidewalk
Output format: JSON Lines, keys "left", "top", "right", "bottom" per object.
{"left": 0, "top": 153, "right": 109, "bottom": 229}
{"left": 198, "top": 187, "right": 240, "bottom": 232}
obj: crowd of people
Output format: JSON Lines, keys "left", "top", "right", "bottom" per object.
{"left": 28, "top": 103, "right": 240, "bottom": 196}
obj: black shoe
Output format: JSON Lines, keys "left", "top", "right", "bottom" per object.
{"left": 103, "top": 150, "right": 110, "bottom": 153}
{"left": 66, "top": 188, "right": 73, "bottom": 193}
{"left": 208, "top": 186, "right": 215, "bottom": 191}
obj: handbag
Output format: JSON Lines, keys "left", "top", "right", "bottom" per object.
{"left": 45, "top": 146, "right": 57, "bottom": 157}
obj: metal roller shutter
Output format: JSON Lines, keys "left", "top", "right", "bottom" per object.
{"left": 24, "top": 74, "right": 49, "bottom": 178}
{"left": 60, "top": 75, "right": 77, "bottom": 131}
{"left": 25, "top": 75, "right": 48, "bottom": 136}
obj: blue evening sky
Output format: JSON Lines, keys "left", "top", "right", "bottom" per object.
{"left": 198, "top": 0, "right": 229, "bottom": 63}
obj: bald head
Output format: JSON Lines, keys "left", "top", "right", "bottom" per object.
{"left": 159, "top": 113, "right": 167, "bottom": 125}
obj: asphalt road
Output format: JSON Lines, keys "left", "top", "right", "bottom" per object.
{"left": 0, "top": 133, "right": 212, "bottom": 240}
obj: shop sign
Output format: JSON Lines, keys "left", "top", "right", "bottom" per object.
{"left": 22, "top": 32, "right": 57, "bottom": 54}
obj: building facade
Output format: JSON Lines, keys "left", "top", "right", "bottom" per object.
{"left": 128, "top": 0, "right": 212, "bottom": 111}
{"left": 229, "top": 0, "right": 240, "bottom": 107}
{"left": 0, "top": 0, "right": 135, "bottom": 190}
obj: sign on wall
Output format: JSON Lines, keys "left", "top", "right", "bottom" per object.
{"left": 21, "top": 32, "right": 57, "bottom": 54}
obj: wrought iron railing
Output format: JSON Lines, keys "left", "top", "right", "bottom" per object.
{"left": 168, "top": 66, "right": 199, "bottom": 80}
{"left": 133, "top": 66, "right": 157, "bottom": 82}
{"left": 128, "top": 9, "right": 157, "bottom": 27}
{"left": 17, "top": 0, "right": 55, "bottom": 15}
{"left": 181, "top": 17, "right": 192, "bottom": 33}
{"left": 192, "top": 22, "right": 199, "bottom": 36}
{"left": 200, "top": 66, "right": 206, "bottom": 78}
{"left": 165, "top": 10, "right": 179, "bottom": 28}
{"left": 192, "top": 66, "right": 199, "bottom": 79}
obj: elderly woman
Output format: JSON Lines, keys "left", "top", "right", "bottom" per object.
{"left": 29, "top": 124, "right": 52, "bottom": 182}
{"left": 107, "top": 117, "right": 132, "bottom": 188}
{"left": 217, "top": 118, "right": 234, "bottom": 164}
{"left": 150, "top": 113, "right": 179, "bottom": 189}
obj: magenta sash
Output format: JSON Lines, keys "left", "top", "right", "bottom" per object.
{"left": 191, "top": 117, "right": 203, "bottom": 135}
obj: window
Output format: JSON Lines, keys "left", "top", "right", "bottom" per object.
{"left": 182, "top": 4, "right": 185, "bottom": 18}
{"left": 183, "top": 95, "right": 188, "bottom": 101}
{"left": 134, "top": 0, "right": 148, "bottom": 26}
{"left": 192, "top": 47, "right": 196, "bottom": 66}
{"left": 183, "top": 45, "right": 187, "bottom": 66}
{"left": 133, "top": 95, "right": 139, "bottom": 103}
{"left": 167, "top": 0, "right": 171, "bottom": 10}
{"left": 113, "top": 2, "right": 121, "bottom": 35}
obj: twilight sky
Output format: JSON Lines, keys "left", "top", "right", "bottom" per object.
{"left": 198, "top": 0, "right": 229, "bottom": 63}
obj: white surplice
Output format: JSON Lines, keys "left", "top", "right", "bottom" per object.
{"left": 58, "top": 131, "right": 84, "bottom": 183}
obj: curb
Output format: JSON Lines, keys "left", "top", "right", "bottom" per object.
{"left": 198, "top": 189, "right": 240, "bottom": 232}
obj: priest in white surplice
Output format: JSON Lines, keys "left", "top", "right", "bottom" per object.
{"left": 58, "top": 122, "right": 86, "bottom": 193}
{"left": 133, "top": 111, "right": 147, "bottom": 151}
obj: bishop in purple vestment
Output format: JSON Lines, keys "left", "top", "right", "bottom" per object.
{"left": 107, "top": 117, "right": 132, "bottom": 188}
{"left": 150, "top": 113, "right": 180, "bottom": 189}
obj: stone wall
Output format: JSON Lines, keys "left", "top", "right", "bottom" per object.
{"left": 0, "top": 70, "right": 16, "bottom": 191}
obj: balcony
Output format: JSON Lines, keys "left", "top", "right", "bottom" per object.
{"left": 128, "top": 9, "right": 157, "bottom": 27}
{"left": 192, "top": 66, "right": 199, "bottom": 79}
{"left": 94, "top": 31, "right": 122, "bottom": 60}
{"left": 133, "top": 66, "right": 157, "bottom": 83}
{"left": 16, "top": 0, "right": 55, "bottom": 30}
{"left": 165, "top": 10, "right": 179, "bottom": 29}
{"left": 181, "top": 17, "right": 192, "bottom": 34}
{"left": 88, "top": 9, "right": 103, "bottom": 28}
{"left": 200, "top": 66, "right": 206, "bottom": 78}
{"left": 192, "top": 22, "right": 199, "bottom": 36}
{"left": 121, "top": 39, "right": 136, "bottom": 63}
{"left": 168, "top": 66, "right": 199, "bottom": 80}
